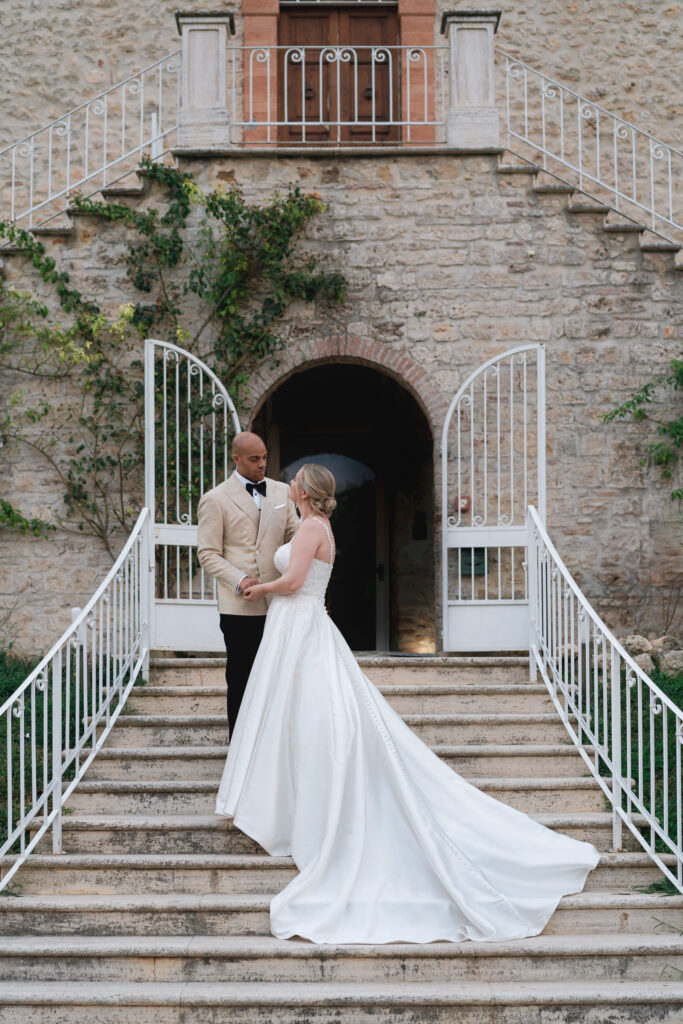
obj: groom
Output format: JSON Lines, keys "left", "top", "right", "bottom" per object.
{"left": 197, "top": 431, "right": 299, "bottom": 736}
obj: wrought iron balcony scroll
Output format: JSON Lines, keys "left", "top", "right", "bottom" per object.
{"left": 0, "top": 509, "right": 152, "bottom": 892}
{"left": 498, "top": 51, "right": 683, "bottom": 242}
{"left": 527, "top": 505, "right": 683, "bottom": 894}
{"left": 230, "top": 44, "right": 447, "bottom": 147}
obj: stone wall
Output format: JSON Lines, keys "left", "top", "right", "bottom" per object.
{"left": 1, "top": 148, "right": 681, "bottom": 653}
{"left": 0, "top": 1, "right": 679, "bottom": 152}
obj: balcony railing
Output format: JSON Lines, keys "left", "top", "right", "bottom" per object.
{"left": 1, "top": 23, "right": 681, "bottom": 246}
{"left": 228, "top": 44, "right": 447, "bottom": 147}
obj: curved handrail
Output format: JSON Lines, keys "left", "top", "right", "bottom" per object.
{"left": 0, "top": 508, "right": 152, "bottom": 891}
{"left": 496, "top": 49, "right": 683, "bottom": 241}
{"left": 0, "top": 51, "right": 181, "bottom": 230}
{"left": 527, "top": 504, "right": 683, "bottom": 893}
{"left": 0, "top": 509, "right": 150, "bottom": 719}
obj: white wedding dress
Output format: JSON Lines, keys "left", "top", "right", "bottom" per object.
{"left": 215, "top": 520, "right": 600, "bottom": 944}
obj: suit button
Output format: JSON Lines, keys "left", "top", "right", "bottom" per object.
{"left": 255, "top": 550, "right": 260, "bottom": 555}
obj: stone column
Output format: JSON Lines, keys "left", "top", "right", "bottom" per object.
{"left": 175, "top": 10, "right": 235, "bottom": 149}
{"left": 440, "top": 10, "right": 501, "bottom": 148}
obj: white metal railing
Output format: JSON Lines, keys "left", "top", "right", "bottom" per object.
{"left": 0, "top": 508, "right": 152, "bottom": 891}
{"left": 230, "top": 44, "right": 447, "bottom": 146}
{"left": 0, "top": 52, "right": 180, "bottom": 230}
{"left": 5, "top": 40, "right": 681, "bottom": 244}
{"left": 497, "top": 50, "right": 683, "bottom": 241}
{"left": 527, "top": 505, "right": 683, "bottom": 893}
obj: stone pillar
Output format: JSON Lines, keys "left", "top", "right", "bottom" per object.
{"left": 440, "top": 10, "right": 501, "bottom": 148}
{"left": 176, "top": 11, "right": 235, "bottom": 149}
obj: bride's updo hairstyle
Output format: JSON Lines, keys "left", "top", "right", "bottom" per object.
{"left": 298, "top": 463, "right": 337, "bottom": 517}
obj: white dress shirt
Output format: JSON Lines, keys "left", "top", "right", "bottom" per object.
{"left": 233, "top": 469, "right": 264, "bottom": 511}
{"left": 233, "top": 470, "right": 264, "bottom": 594}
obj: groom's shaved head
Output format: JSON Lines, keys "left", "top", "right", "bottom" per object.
{"left": 232, "top": 431, "right": 267, "bottom": 482}
{"left": 233, "top": 431, "right": 265, "bottom": 455}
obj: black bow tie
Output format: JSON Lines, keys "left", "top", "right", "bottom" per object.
{"left": 246, "top": 480, "right": 267, "bottom": 497}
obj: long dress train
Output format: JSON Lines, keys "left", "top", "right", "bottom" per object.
{"left": 215, "top": 522, "right": 600, "bottom": 944}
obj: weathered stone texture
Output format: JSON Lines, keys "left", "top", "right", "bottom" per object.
{"left": 1, "top": 150, "right": 681, "bottom": 654}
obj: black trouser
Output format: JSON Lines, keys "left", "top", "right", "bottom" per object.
{"left": 219, "top": 613, "right": 266, "bottom": 738}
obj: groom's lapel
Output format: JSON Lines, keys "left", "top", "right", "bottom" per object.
{"left": 226, "top": 474, "right": 259, "bottom": 525}
{"left": 256, "top": 487, "right": 275, "bottom": 544}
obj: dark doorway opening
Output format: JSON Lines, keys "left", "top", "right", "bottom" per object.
{"left": 252, "top": 362, "right": 435, "bottom": 652}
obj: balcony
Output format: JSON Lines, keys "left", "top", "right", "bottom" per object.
{"left": 1, "top": 8, "right": 681, "bottom": 243}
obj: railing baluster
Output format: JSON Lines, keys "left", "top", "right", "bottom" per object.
{"left": 51, "top": 650, "right": 62, "bottom": 854}
{"left": 495, "top": 50, "right": 681, "bottom": 241}
{"left": 1, "top": 510, "right": 151, "bottom": 891}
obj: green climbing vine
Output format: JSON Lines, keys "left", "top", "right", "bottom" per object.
{"left": 603, "top": 358, "right": 683, "bottom": 503}
{"left": 0, "top": 157, "right": 347, "bottom": 556}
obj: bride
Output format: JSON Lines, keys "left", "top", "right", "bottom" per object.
{"left": 215, "top": 463, "right": 600, "bottom": 944}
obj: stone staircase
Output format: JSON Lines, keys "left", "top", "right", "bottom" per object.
{"left": 1, "top": 654, "right": 682, "bottom": 1022}
{"left": 1, "top": 151, "right": 683, "bottom": 275}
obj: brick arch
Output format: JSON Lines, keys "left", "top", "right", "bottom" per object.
{"left": 244, "top": 334, "right": 447, "bottom": 436}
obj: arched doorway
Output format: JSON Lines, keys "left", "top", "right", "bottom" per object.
{"left": 252, "top": 363, "right": 435, "bottom": 653}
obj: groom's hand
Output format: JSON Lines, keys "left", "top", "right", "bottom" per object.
{"left": 239, "top": 576, "right": 259, "bottom": 594}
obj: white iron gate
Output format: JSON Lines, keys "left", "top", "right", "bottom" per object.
{"left": 441, "top": 344, "right": 546, "bottom": 651}
{"left": 144, "top": 339, "right": 241, "bottom": 651}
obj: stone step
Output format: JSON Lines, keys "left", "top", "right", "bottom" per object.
{"left": 64, "top": 775, "right": 605, "bottom": 816}
{"left": 2, "top": 852, "right": 672, "bottom": 897}
{"left": 34, "top": 812, "right": 639, "bottom": 855}
{"left": 496, "top": 158, "right": 540, "bottom": 176}
{"left": 602, "top": 216, "right": 644, "bottom": 234}
{"left": 100, "top": 184, "right": 147, "bottom": 198}
{"left": 84, "top": 744, "right": 592, "bottom": 781}
{"left": 29, "top": 222, "right": 75, "bottom": 238}
{"left": 149, "top": 657, "right": 532, "bottom": 688}
{"left": 0, "top": 891, "right": 679, "bottom": 938}
{"left": 566, "top": 197, "right": 612, "bottom": 215}
{"left": 4, "top": 980, "right": 683, "bottom": 1024}
{"left": 533, "top": 182, "right": 575, "bottom": 195}
{"left": 2, "top": 979, "right": 683, "bottom": 1024}
{"left": 639, "top": 234, "right": 681, "bottom": 254}
{"left": 0, "top": 933, "right": 681, "bottom": 984}
{"left": 99, "top": 170, "right": 147, "bottom": 200}
{"left": 105, "top": 713, "right": 569, "bottom": 747}
{"left": 128, "top": 683, "right": 554, "bottom": 717}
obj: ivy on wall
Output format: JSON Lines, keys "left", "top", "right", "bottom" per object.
{"left": 603, "top": 358, "right": 683, "bottom": 504}
{"left": 0, "top": 158, "right": 347, "bottom": 556}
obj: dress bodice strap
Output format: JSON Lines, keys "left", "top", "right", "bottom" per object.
{"left": 312, "top": 516, "right": 335, "bottom": 565}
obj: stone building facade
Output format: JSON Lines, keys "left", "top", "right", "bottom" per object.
{"left": 0, "top": 2, "right": 681, "bottom": 656}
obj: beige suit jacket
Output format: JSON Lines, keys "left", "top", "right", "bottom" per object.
{"left": 196, "top": 474, "right": 299, "bottom": 616}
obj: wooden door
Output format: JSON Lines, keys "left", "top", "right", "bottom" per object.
{"left": 278, "top": 5, "right": 400, "bottom": 144}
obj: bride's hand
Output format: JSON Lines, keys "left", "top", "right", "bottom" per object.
{"left": 243, "top": 583, "right": 265, "bottom": 602}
